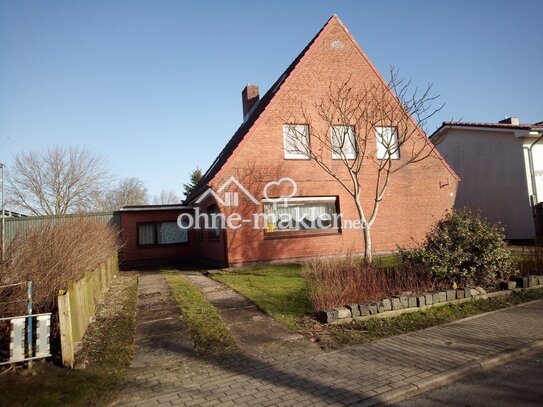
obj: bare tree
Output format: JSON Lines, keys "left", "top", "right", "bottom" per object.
{"left": 99, "top": 177, "right": 149, "bottom": 211}
{"left": 7, "top": 146, "right": 113, "bottom": 215}
{"left": 152, "top": 190, "right": 181, "bottom": 205}
{"left": 285, "top": 69, "right": 444, "bottom": 262}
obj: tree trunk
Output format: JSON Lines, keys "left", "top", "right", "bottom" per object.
{"left": 363, "top": 223, "right": 373, "bottom": 263}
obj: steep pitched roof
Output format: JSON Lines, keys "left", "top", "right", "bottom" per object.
{"left": 184, "top": 17, "right": 331, "bottom": 204}
{"left": 185, "top": 15, "right": 458, "bottom": 203}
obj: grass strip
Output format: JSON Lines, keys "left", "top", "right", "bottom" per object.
{"left": 0, "top": 273, "right": 138, "bottom": 407}
{"left": 164, "top": 272, "right": 237, "bottom": 355}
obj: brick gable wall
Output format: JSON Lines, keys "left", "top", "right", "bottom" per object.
{"left": 202, "top": 17, "right": 457, "bottom": 266}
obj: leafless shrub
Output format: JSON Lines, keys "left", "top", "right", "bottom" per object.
{"left": 303, "top": 254, "right": 439, "bottom": 310}
{"left": 517, "top": 244, "right": 543, "bottom": 276}
{"left": 0, "top": 217, "right": 119, "bottom": 351}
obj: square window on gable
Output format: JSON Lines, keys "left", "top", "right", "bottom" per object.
{"left": 331, "top": 125, "right": 356, "bottom": 159}
{"left": 375, "top": 126, "right": 400, "bottom": 160}
{"left": 283, "top": 124, "right": 310, "bottom": 159}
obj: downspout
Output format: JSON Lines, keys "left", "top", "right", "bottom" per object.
{"left": 526, "top": 130, "right": 543, "bottom": 239}
{"left": 526, "top": 131, "right": 543, "bottom": 206}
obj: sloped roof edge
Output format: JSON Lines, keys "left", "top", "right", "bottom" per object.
{"left": 184, "top": 16, "right": 335, "bottom": 204}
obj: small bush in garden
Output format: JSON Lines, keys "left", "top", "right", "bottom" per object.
{"left": 302, "top": 254, "right": 436, "bottom": 311}
{"left": 398, "top": 209, "right": 514, "bottom": 290}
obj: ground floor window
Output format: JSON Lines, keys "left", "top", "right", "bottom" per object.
{"left": 208, "top": 204, "right": 221, "bottom": 241}
{"left": 263, "top": 197, "right": 338, "bottom": 233}
{"left": 138, "top": 221, "right": 188, "bottom": 246}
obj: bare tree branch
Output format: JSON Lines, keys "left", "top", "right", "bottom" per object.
{"left": 7, "top": 146, "right": 113, "bottom": 215}
{"left": 98, "top": 177, "right": 149, "bottom": 210}
{"left": 153, "top": 190, "right": 181, "bottom": 205}
{"left": 283, "top": 69, "right": 445, "bottom": 262}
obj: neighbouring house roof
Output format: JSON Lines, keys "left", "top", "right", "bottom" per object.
{"left": 1, "top": 209, "right": 27, "bottom": 217}
{"left": 430, "top": 121, "right": 543, "bottom": 139}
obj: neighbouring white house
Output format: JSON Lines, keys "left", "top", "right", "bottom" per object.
{"left": 431, "top": 117, "right": 543, "bottom": 240}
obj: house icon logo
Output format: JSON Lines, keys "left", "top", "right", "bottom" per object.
{"left": 195, "top": 176, "right": 259, "bottom": 207}
{"left": 194, "top": 176, "right": 298, "bottom": 207}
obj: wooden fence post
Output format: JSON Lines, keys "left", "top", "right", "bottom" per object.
{"left": 67, "top": 280, "right": 81, "bottom": 344}
{"left": 58, "top": 291, "right": 74, "bottom": 367}
{"left": 57, "top": 253, "right": 120, "bottom": 367}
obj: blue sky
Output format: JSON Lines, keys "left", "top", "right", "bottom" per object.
{"left": 1, "top": 0, "right": 542, "bottom": 198}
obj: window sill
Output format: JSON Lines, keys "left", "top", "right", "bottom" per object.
{"left": 263, "top": 229, "right": 340, "bottom": 240}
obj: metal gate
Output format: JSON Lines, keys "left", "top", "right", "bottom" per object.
{"left": 0, "top": 281, "right": 51, "bottom": 366}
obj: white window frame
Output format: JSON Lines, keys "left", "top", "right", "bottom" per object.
{"left": 331, "top": 125, "right": 356, "bottom": 160}
{"left": 375, "top": 126, "right": 400, "bottom": 160}
{"left": 262, "top": 196, "right": 338, "bottom": 233}
{"left": 283, "top": 124, "right": 310, "bottom": 159}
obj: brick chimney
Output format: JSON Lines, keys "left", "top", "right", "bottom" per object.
{"left": 499, "top": 117, "right": 520, "bottom": 125}
{"left": 242, "top": 84, "right": 259, "bottom": 120}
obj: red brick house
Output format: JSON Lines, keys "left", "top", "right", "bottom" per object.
{"left": 119, "top": 15, "right": 458, "bottom": 268}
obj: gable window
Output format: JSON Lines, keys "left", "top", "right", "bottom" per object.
{"left": 283, "top": 124, "right": 310, "bottom": 159}
{"left": 375, "top": 126, "right": 400, "bottom": 159}
{"left": 331, "top": 125, "right": 356, "bottom": 159}
{"left": 138, "top": 222, "right": 188, "bottom": 246}
{"left": 263, "top": 197, "right": 339, "bottom": 234}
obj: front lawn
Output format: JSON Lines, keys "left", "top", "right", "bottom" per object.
{"left": 212, "top": 264, "right": 312, "bottom": 331}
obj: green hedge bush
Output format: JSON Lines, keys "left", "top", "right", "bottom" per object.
{"left": 399, "top": 210, "right": 514, "bottom": 289}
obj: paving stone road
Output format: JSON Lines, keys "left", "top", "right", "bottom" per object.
{"left": 396, "top": 350, "right": 543, "bottom": 406}
{"left": 114, "top": 273, "right": 543, "bottom": 407}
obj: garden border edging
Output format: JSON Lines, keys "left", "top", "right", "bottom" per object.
{"left": 321, "top": 275, "right": 543, "bottom": 324}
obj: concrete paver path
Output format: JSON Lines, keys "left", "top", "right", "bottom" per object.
{"left": 116, "top": 275, "right": 543, "bottom": 407}
{"left": 129, "top": 272, "right": 196, "bottom": 368}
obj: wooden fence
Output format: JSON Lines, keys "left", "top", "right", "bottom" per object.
{"left": 57, "top": 254, "right": 118, "bottom": 367}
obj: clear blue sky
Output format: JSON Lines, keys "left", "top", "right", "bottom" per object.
{"left": 1, "top": 0, "right": 542, "bottom": 198}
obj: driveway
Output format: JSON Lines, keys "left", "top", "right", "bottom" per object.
{"left": 114, "top": 274, "right": 543, "bottom": 406}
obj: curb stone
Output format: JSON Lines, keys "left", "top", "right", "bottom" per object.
{"left": 331, "top": 287, "right": 543, "bottom": 325}
{"left": 351, "top": 338, "right": 543, "bottom": 406}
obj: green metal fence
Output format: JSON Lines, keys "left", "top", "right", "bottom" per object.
{"left": 2, "top": 212, "right": 120, "bottom": 247}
